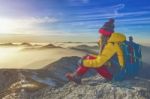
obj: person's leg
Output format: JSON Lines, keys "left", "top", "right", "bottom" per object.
{"left": 76, "top": 65, "right": 89, "bottom": 75}
{"left": 96, "top": 66, "right": 112, "bottom": 80}
{"left": 66, "top": 55, "right": 95, "bottom": 83}
{"left": 65, "top": 66, "right": 88, "bottom": 84}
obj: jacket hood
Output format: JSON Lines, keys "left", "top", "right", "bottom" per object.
{"left": 107, "top": 33, "right": 126, "bottom": 43}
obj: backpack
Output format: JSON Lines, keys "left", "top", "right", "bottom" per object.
{"left": 112, "top": 41, "right": 142, "bottom": 81}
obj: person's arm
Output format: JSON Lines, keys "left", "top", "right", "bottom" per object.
{"left": 83, "top": 43, "right": 116, "bottom": 68}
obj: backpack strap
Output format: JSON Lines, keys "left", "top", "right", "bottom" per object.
{"left": 128, "top": 44, "right": 134, "bottom": 64}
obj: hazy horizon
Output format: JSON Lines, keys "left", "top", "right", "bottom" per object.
{"left": 0, "top": 34, "right": 150, "bottom": 47}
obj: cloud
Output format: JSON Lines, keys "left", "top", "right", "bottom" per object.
{"left": 118, "top": 17, "right": 150, "bottom": 25}
{"left": 60, "top": 4, "right": 126, "bottom": 23}
{"left": 0, "top": 16, "right": 59, "bottom": 34}
{"left": 76, "top": 11, "right": 150, "bottom": 20}
{"left": 70, "top": 4, "right": 125, "bottom": 15}
{"left": 20, "top": 16, "right": 59, "bottom": 25}
{"left": 118, "top": 17, "right": 150, "bottom": 22}
{"left": 61, "top": 3, "right": 150, "bottom": 26}
{"left": 72, "top": 3, "right": 150, "bottom": 19}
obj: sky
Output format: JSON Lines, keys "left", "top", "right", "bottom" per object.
{"left": 0, "top": 0, "right": 150, "bottom": 43}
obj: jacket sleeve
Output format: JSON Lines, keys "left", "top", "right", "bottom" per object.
{"left": 83, "top": 43, "right": 116, "bottom": 68}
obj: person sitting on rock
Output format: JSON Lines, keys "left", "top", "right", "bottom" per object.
{"left": 66, "top": 19, "right": 126, "bottom": 84}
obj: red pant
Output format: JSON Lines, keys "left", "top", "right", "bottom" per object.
{"left": 76, "top": 55, "right": 112, "bottom": 80}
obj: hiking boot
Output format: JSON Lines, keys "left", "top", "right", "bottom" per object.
{"left": 65, "top": 72, "right": 81, "bottom": 84}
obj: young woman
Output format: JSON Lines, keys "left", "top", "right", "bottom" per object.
{"left": 65, "top": 19, "right": 126, "bottom": 84}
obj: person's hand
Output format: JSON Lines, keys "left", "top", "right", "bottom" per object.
{"left": 78, "top": 54, "right": 89, "bottom": 66}
{"left": 78, "top": 58, "right": 84, "bottom": 66}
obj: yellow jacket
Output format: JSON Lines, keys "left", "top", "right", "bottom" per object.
{"left": 83, "top": 33, "right": 126, "bottom": 68}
